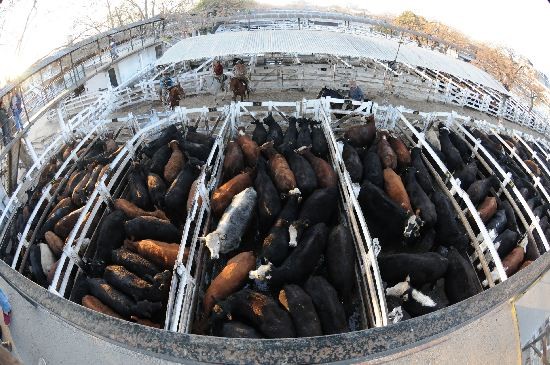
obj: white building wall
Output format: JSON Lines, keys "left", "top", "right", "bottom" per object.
{"left": 117, "top": 53, "right": 142, "bottom": 85}
{"left": 84, "top": 45, "right": 159, "bottom": 93}
{"left": 116, "top": 46, "right": 158, "bottom": 85}
{"left": 85, "top": 72, "right": 111, "bottom": 93}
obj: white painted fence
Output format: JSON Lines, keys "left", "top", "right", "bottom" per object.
{"left": 97, "top": 58, "right": 550, "bottom": 136}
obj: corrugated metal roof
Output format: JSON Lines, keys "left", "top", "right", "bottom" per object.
{"left": 157, "top": 29, "right": 507, "bottom": 94}
{"left": 187, "top": 9, "right": 475, "bottom": 55}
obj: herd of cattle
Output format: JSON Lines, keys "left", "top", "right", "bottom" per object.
{"left": 3, "top": 133, "right": 123, "bottom": 285}
{"left": 197, "top": 115, "right": 360, "bottom": 338}
{"left": 67, "top": 124, "right": 216, "bottom": 327}
{"left": 0, "top": 107, "right": 548, "bottom": 337}
{"left": 343, "top": 116, "right": 545, "bottom": 321}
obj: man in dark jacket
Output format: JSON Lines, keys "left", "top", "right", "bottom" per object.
{"left": 349, "top": 80, "right": 365, "bottom": 101}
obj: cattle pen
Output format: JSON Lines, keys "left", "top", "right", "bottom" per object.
{"left": 0, "top": 10, "right": 548, "bottom": 364}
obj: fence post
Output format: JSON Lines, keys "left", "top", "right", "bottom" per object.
{"left": 57, "top": 107, "right": 70, "bottom": 137}
{"left": 22, "top": 137, "right": 39, "bottom": 165}
{"left": 444, "top": 82, "right": 452, "bottom": 104}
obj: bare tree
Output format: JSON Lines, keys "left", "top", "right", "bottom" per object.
{"left": 473, "top": 45, "right": 526, "bottom": 92}
{"left": 68, "top": 0, "right": 194, "bottom": 42}
{"left": 15, "top": 0, "right": 38, "bottom": 54}
{"left": 392, "top": 11, "right": 428, "bottom": 46}
{"left": 193, "top": 0, "right": 255, "bottom": 16}
{"left": 516, "top": 68, "right": 548, "bottom": 112}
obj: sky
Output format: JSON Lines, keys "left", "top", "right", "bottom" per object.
{"left": 0, "top": 1, "right": 109, "bottom": 86}
{"left": 0, "top": 0, "right": 549, "bottom": 86}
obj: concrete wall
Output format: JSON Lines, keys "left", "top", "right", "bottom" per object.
{"left": 0, "top": 253, "right": 547, "bottom": 364}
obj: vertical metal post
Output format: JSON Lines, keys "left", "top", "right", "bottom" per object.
{"left": 39, "top": 70, "right": 47, "bottom": 107}
{"left": 19, "top": 85, "right": 31, "bottom": 128}
{"left": 59, "top": 59, "right": 68, "bottom": 90}
{"left": 22, "top": 137, "right": 39, "bottom": 164}
{"left": 69, "top": 51, "right": 77, "bottom": 85}
{"left": 542, "top": 332, "right": 548, "bottom": 365}
{"left": 97, "top": 39, "right": 102, "bottom": 66}
{"left": 57, "top": 107, "right": 70, "bottom": 136}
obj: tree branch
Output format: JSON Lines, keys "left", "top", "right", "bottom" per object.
{"left": 15, "top": 0, "right": 38, "bottom": 55}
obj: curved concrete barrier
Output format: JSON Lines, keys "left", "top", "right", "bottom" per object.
{"left": 0, "top": 253, "right": 547, "bottom": 364}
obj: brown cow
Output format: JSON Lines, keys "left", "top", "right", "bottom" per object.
{"left": 211, "top": 170, "right": 254, "bottom": 216}
{"left": 383, "top": 168, "right": 412, "bottom": 213}
{"left": 222, "top": 140, "right": 245, "bottom": 181}
{"left": 502, "top": 247, "right": 525, "bottom": 276}
{"left": 389, "top": 135, "right": 411, "bottom": 170}
{"left": 377, "top": 134, "right": 397, "bottom": 170}
{"left": 164, "top": 140, "right": 185, "bottom": 184}
{"left": 343, "top": 114, "right": 376, "bottom": 148}
{"left": 203, "top": 251, "right": 256, "bottom": 314}
{"left": 477, "top": 196, "right": 497, "bottom": 223}
{"left": 297, "top": 147, "right": 337, "bottom": 189}
{"left": 260, "top": 141, "right": 297, "bottom": 193}
{"left": 237, "top": 129, "right": 260, "bottom": 167}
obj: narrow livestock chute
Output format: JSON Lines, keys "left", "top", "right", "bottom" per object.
{"left": 445, "top": 120, "right": 549, "bottom": 265}
{"left": 320, "top": 96, "right": 549, "bottom": 323}
{"left": 2, "top": 122, "right": 132, "bottom": 288}
{"left": 165, "top": 100, "right": 386, "bottom": 334}
{"left": 42, "top": 107, "right": 231, "bottom": 329}
{"left": 193, "top": 118, "right": 370, "bottom": 337}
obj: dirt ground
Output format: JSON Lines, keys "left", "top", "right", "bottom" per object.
{"left": 110, "top": 88, "right": 544, "bottom": 139}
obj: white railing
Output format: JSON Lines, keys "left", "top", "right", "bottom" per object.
{"left": 60, "top": 92, "right": 103, "bottom": 119}
{"left": 165, "top": 99, "right": 388, "bottom": 333}
{"left": 448, "top": 117, "right": 550, "bottom": 255}
{"left": 403, "top": 64, "right": 550, "bottom": 134}
{"left": 11, "top": 120, "right": 113, "bottom": 270}
{"left": 317, "top": 99, "right": 388, "bottom": 327}
{"left": 166, "top": 96, "right": 550, "bottom": 332}
{"left": 211, "top": 14, "right": 548, "bottom": 130}
{"left": 0, "top": 66, "right": 153, "bottom": 249}
{"left": 4, "top": 54, "right": 549, "bottom": 261}
{"left": 48, "top": 111, "right": 178, "bottom": 296}
{"left": 0, "top": 133, "right": 65, "bottom": 240}
{"left": 124, "top": 58, "right": 550, "bottom": 136}
{"left": 165, "top": 107, "right": 232, "bottom": 333}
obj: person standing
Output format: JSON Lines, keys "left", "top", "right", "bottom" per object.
{"left": 0, "top": 289, "right": 11, "bottom": 326}
{"left": 0, "top": 288, "right": 13, "bottom": 355}
{"left": 109, "top": 37, "right": 118, "bottom": 60}
{"left": 10, "top": 91, "right": 22, "bottom": 132}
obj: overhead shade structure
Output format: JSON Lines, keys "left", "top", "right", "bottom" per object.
{"left": 157, "top": 29, "right": 508, "bottom": 94}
